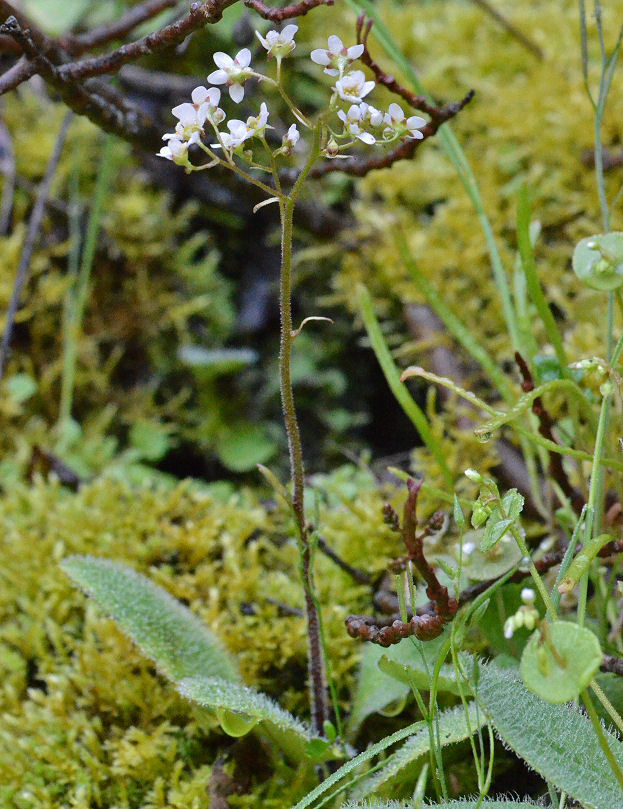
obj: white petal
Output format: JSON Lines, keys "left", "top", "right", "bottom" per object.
{"left": 388, "top": 102, "right": 404, "bottom": 121}
{"left": 162, "top": 131, "right": 176, "bottom": 141}
{"left": 172, "top": 102, "right": 196, "bottom": 125}
{"left": 346, "top": 43, "right": 364, "bottom": 60}
{"left": 229, "top": 82, "right": 244, "bottom": 103}
{"left": 255, "top": 30, "right": 269, "bottom": 49}
{"left": 282, "top": 24, "right": 298, "bottom": 42}
{"left": 310, "top": 48, "right": 331, "bottom": 66}
{"left": 408, "top": 130, "right": 424, "bottom": 140}
{"left": 327, "top": 35, "right": 343, "bottom": 54}
{"left": 208, "top": 69, "right": 228, "bottom": 85}
{"left": 337, "top": 109, "right": 347, "bottom": 122}
{"left": 158, "top": 146, "right": 173, "bottom": 160}
{"left": 236, "top": 48, "right": 251, "bottom": 67}
{"left": 324, "top": 67, "right": 339, "bottom": 76}
{"left": 357, "top": 132, "right": 376, "bottom": 144}
{"left": 361, "top": 80, "right": 375, "bottom": 98}
{"left": 406, "top": 115, "right": 427, "bottom": 129}
{"left": 213, "top": 52, "right": 234, "bottom": 69}
{"left": 191, "top": 85, "right": 210, "bottom": 104}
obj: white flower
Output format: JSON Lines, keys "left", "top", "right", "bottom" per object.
{"left": 311, "top": 35, "right": 364, "bottom": 77}
{"left": 280, "top": 123, "right": 300, "bottom": 154}
{"left": 245, "top": 102, "right": 271, "bottom": 138}
{"left": 334, "top": 70, "right": 375, "bottom": 104}
{"left": 208, "top": 48, "right": 254, "bottom": 103}
{"left": 383, "top": 102, "right": 427, "bottom": 140}
{"left": 157, "top": 137, "right": 190, "bottom": 166}
{"left": 358, "top": 102, "right": 384, "bottom": 128}
{"left": 337, "top": 104, "right": 376, "bottom": 144}
{"left": 211, "top": 119, "right": 251, "bottom": 151}
{"left": 255, "top": 24, "right": 297, "bottom": 60}
{"left": 190, "top": 85, "right": 225, "bottom": 126}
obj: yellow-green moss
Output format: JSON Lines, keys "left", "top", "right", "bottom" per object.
{"left": 0, "top": 468, "right": 408, "bottom": 806}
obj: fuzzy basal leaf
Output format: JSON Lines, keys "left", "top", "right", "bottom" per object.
{"left": 474, "top": 660, "right": 623, "bottom": 809}
{"left": 179, "top": 676, "right": 314, "bottom": 761}
{"left": 60, "top": 555, "right": 240, "bottom": 683}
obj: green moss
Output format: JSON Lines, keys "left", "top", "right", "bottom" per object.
{"left": 0, "top": 469, "right": 402, "bottom": 805}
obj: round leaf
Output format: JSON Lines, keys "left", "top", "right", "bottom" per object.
{"left": 573, "top": 232, "right": 623, "bottom": 291}
{"left": 520, "top": 621, "right": 602, "bottom": 703}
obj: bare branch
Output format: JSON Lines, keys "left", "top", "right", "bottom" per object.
{"left": 0, "top": 55, "right": 37, "bottom": 94}
{"left": 244, "top": 0, "right": 333, "bottom": 22}
{"left": 0, "top": 17, "right": 162, "bottom": 148}
{"left": 61, "top": 0, "right": 182, "bottom": 55}
{"left": 55, "top": 1, "right": 240, "bottom": 82}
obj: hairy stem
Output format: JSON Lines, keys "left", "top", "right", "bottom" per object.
{"left": 278, "top": 126, "right": 328, "bottom": 736}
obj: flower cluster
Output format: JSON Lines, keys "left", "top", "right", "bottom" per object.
{"left": 157, "top": 27, "right": 428, "bottom": 170}
{"left": 503, "top": 588, "right": 540, "bottom": 639}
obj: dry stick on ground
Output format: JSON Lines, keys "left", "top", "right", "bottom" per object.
{"left": 0, "top": 111, "right": 72, "bottom": 385}
{"left": 346, "top": 478, "right": 458, "bottom": 646}
{"left": 514, "top": 351, "right": 586, "bottom": 514}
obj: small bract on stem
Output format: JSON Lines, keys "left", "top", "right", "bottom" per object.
{"left": 158, "top": 21, "right": 432, "bottom": 737}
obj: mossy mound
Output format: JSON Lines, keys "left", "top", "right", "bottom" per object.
{"left": 0, "top": 469, "right": 407, "bottom": 807}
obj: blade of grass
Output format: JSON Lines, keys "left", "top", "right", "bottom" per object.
{"left": 346, "top": 0, "right": 523, "bottom": 355}
{"left": 357, "top": 283, "right": 452, "bottom": 486}
{"left": 396, "top": 229, "right": 514, "bottom": 404}
{"left": 517, "top": 185, "right": 570, "bottom": 377}
{"left": 59, "top": 133, "right": 117, "bottom": 431}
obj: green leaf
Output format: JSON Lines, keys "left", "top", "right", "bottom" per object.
{"left": 349, "top": 702, "right": 485, "bottom": 799}
{"left": 461, "top": 529, "right": 523, "bottom": 581}
{"left": 179, "top": 676, "right": 316, "bottom": 762}
{"left": 501, "top": 489, "right": 525, "bottom": 522}
{"left": 377, "top": 655, "right": 468, "bottom": 698}
{"left": 129, "top": 420, "right": 174, "bottom": 462}
{"left": 520, "top": 621, "right": 602, "bottom": 703}
{"left": 481, "top": 515, "right": 513, "bottom": 553}
{"left": 216, "top": 424, "right": 276, "bottom": 472}
{"left": 61, "top": 557, "right": 316, "bottom": 761}
{"left": 474, "top": 659, "right": 623, "bottom": 808}
{"left": 346, "top": 642, "right": 412, "bottom": 739}
{"left": 178, "top": 346, "right": 258, "bottom": 377}
{"left": 573, "top": 232, "right": 623, "bottom": 291}
{"left": 60, "top": 555, "right": 239, "bottom": 683}
{"left": 344, "top": 802, "right": 539, "bottom": 809}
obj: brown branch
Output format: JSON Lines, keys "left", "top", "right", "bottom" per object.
{"left": 0, "top": 55, "right": 37, "bottom": 94}
{"left": 55, "top": 1, "right": 239, "bottom": 82}
{"left": 0, "top": 111, "right": 72, "bottom": 384}
{"left": 515, "top": 351, "right": 585, "bottom": 513}
{"left": 0, "top": 17, "right": 163, "bottom": 148}
{"left": 346, "top": 478, "right": 458, "bottom": 646}
{"left": 60, "top": 0, "right": 181, "bottom": 55}
{"left": 244, "top": 0, "right": 333, "bottom": 22}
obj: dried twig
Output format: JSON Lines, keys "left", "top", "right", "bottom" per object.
{"left": 0, "top": 111, "right": 72, "bottom": 384}
{"left": 346, "top": 478, "right": 458, "bottom": 646}
{"left": 245, "top": 0, "right": 333, "bottom": 22}
{"left": 60, "top": 0, "right": 181, "bottom": 55}
{"left": 317, "top": 535, "right": 374, "bottom": 585}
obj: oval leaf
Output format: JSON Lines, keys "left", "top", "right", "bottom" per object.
{"left": 474, "top": 658, "right": 623, "bottom": 808}
{"left": 520, "top": 621, "right": 602, "bottom": 703}
{"left": 60, "top": 555, "right": 239, "bottom": 683}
